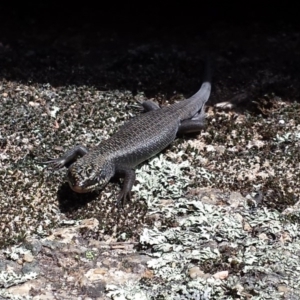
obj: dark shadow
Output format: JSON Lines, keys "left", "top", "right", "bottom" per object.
{"left": 57, "top": 182, "right": 99, "bottom": 214}
{"left": 55, "top": 175, "right": 148, "bottom": 229}
{"left": 55, "top": 179, "right": 148, "bottom": 239}
{"left": 0, "top": 2, "right": 299, "bottom": 109}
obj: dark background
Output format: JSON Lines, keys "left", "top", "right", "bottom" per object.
{"left": 0, "top": 2, "right": 297, "bottom": 30}
{"left": 0, "top": 2, "right": 298, "bottom": 103}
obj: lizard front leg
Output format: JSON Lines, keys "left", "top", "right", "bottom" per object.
{"left": 115, "top": 168, "right": 136, "bottom": 207}
{"left": 43, "top": 145, "right": 89, "bottom": 169}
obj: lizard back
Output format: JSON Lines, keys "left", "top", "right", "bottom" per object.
{"left": 90, "top": 108, "right": 181, "bottom": 169}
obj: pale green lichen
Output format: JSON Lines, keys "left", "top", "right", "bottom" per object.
{"left": 132, "top": 154, "right": 192, "bottom": 204}
{"left": 106, "top": 282, "right": 149, "bottom": 300}
{"left": 3, "top": 246, "right": 30, "bottom": 261}
{"left": 0, "top": 270, "right": 37, "bottom": 288}
{"left": 132, "top": 154, "right": 213, "bottom": 209}
{"left": 106, "top": 196, "right": 300, "bottom": 299}
{"left": 0, "top": 289, "right": 32, "bottom": 300}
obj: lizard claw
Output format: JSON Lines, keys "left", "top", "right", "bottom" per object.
{"left": 116, "top": 190, "right": 131, "bottom": 208}
{"left": 42, "top": 158, "right": 67, "bottom": 169}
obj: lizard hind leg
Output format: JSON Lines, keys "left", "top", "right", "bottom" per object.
{"left": 177, "top": 104, "right": 207, "bottom": 134}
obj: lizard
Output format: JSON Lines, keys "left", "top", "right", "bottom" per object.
{"left": 44, "top": 59, "right": 212, "bottom": 206}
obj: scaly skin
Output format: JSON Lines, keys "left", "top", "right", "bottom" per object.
{"left": 44, "top": 60, "right": 212, "bottom": 206}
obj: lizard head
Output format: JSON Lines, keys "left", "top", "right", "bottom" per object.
{"left": 66, "top": 159, "right": 114, "bottom": 193}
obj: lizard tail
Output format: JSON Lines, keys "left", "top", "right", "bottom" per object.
{"left": 187, "top": 56, "right": 212, "bottom": 105}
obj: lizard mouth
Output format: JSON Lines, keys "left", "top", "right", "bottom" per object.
{"left": 69, "top": 184, "right": 90, "bottom": 193}
{"left": 67, "top": 167, "right": 107, "bottom": 194}
{"left": 67, "top": 177, "right": 101, "bottom": 193}
{"left": 67, "top": 169, "right": 98, "bottom": 193}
